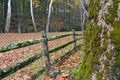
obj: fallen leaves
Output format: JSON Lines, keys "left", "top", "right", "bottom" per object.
{"left": 44, "top": 48, "right": 81, "bottom": 80}
{"left": 45, "top": 72, "right": 69, "bottom": 80}
{"left": 6, "top": 74, "right": 32, "bottom": 80}
{"left": 0, "top": 33, "right": 72, "bottom": 69}
{"left": 0, "top": 32, "right": 80, "bottom": 80}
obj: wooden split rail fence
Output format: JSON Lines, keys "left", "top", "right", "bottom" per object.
{"left": 0, "top": 29, "right": 83, "bottom": 79}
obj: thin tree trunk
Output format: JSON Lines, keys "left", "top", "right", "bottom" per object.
{"left": 5, "top": 0, "right": 11, "bottom": 32}
{"left": 81, "top": 10, "right": 85, "bottom": 37}
{"left": 17, "top": 1, "right": 21, "bottom": 33}
{"left": 1, "top": 1, "right": 5, "bottom": 33}
{"left": 2, "top": 1, "right": 4, "bottom": 18}
{"left": 30, "top": 0, "right": 37, "bottom": 32}
{"left": 79, "top": 0, "right": 88, "bottom": 16}
{"left": 46, "top": 0, "right": 53, "bottom": 32}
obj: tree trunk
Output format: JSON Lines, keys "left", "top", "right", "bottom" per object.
{"left": 5, "top": 0, "right": 11, "bottom": 32}
{"left": 79, "top": 0, "right": 88, "bottom": 16}
{"left": 17, "top": 1, "right": 21, "bottom": 33}
{"left": 74, "top": 0, "right": 120, "bottom": 80}
{"left": 46, "top": 0, "right": 53, "bottom": 32}
{"left": 81, "top": 10, "right": 86, "bottom": 37}
{"left": 30, "top": 0, "right": 37, "bottom": 32}
{"left": 0, "top": 0, "right": 5, "bottom": 33}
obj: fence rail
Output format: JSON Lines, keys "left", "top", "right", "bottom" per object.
{"left": 0, "top": 30, "right": 83, "bottom": 79}
{"left": 0, "top": 33, "right": 82, "bottom": 53}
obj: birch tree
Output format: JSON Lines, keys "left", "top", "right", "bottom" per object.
{"left": 81, "top": 10, "right": 86, "bottom": 36}
{"left": 30, "top": 0, "right": 37, "bottom": 32}
{"left": 46, "top": 0, "right": 53, "bottom": 32}
{"left": 5, "top": 0, "right": 11, "bottom": 32}
{"left": 79, "top": 0, "right": 88, "bottom": 16}
{"left": 17, "top": 1, "right": 21, "bottom": 33}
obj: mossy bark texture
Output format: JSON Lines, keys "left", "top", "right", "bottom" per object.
{"left": 74, "top": 0, "right": 120, "bottom": 80}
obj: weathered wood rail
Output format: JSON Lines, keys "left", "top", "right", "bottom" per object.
{"left": 0, "top": 30, "right": 83, "bottom": 79}
{"left": 0, "top": 33, "right": 82, "bottom": 53}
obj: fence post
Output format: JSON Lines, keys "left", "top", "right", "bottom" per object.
{"left": 41, "top": 31, "right": 50, "bottom": 74}
{"left": 72, "top": 29, "right": 76, "bottom": 51}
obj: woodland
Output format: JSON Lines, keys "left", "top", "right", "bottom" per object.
{"left": 0, "top": 0, "right": 120, "bottom": 80}
{"left": 0, "top": 0, "right": 85, "bottom": 33}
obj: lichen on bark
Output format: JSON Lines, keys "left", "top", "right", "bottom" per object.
{"left": 72, "top": 0, "right": 120, "bottom": 80}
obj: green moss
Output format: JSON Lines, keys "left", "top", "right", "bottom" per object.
{"left": 88, "top": 0, "right": 101, "bottom": 23}
{"left": 111, "top": 20, "right": 120, "bottom": 68}
{"left": 115, "top": 52, "right": 120, "bottom": 67}
{"left": 92, "top": 53, "right": 100, "bottom": 64}
{"left": 84, "top": 24, "right": 101, "bottom": 52}
{"left": 104, "top": 60, "right": 110, "bottom": 67}
{"left": 97, "top": 72, "right": 103, "bottom": 80}
{"left": 104, "top": 0, "right": 108, "bottom": 3}
{"left": 110, "top": 0, "right": 120, "bottom": 78}
{"left": 106, "top": 53, "right": 112, "bottom": 60}
{"left": 72, "top": 53, "right": 92, "bottom": 80}
{"left": 72, "top": 0, "right": 120, "bottom": 80}
{"left": 72, "top": 23, "right": 102, "bottom": 79}
{"left": 104, "top": 13, "right": 113, "bottom": 24}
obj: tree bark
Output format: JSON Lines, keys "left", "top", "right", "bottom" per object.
{"left": 30, "top": 0, "right": 37, "bottom": 32}
{"left": 79, "top": 0, "right": 88, "bottom": 16}
{"left": 46, "top": 0, "right": 53, "bottom": 32}
{"left": 81, "top": 10, "right": 86, "bottom": 37}
{"left": 74, "top": 0, "right": 120, "bottom": 80}
{"left": 17, "top": 1, "right": 21, "bottom": 33}
{"left": 5, "top": 0, "right": 11, "bottom": 32}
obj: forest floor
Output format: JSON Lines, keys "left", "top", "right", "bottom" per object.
{"left": 42, "top": 48, "right": 82, "bottom": 80}
{"left": 0, "top": 32, "right": 83, "bottom": 80}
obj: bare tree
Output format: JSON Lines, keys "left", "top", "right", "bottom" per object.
{"left": 46, "top": 0, "right": 53, "bottom": 32}
{"left": 81, "top": 10, "right": 86, "bottom": 36}
{"left": 30, "top": 0, "right": 37, "bottom": 32}
{"left": 5, "top": 0, "right": 11, "bottom": 32}
{"left": 79, "top": 0, "right": 88, "bottom": 16}
{"left": 17, "top": 1, "right": 21, "bottom": 33}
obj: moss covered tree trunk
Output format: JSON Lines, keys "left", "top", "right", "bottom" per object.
{"left": 74, "top": 0, "right": 120, "bottom": 80}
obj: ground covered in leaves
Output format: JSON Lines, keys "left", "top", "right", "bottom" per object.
{"left": 44, "top": 48, "right": 81, "bottom": 80}
{"left": 0, "top": 32, "right": 83, "bottom": 80}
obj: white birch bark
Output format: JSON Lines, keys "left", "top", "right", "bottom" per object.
{"left": 30, "top": 0, "right": 37, "bottom": 32}
{"left": 17, "top": 5, "right": 21, "bottom": 33}
{"left": 46, "top": 0, "right": 53, "bottom": 32}
{"left": 81, "top": 11, "right": 86, "bottom": 36}
{"left": 5, "top": 0, "right": 11, "bottom": 32}
{"left": 79, "top": 0, "right": 88, "bottom": 16}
